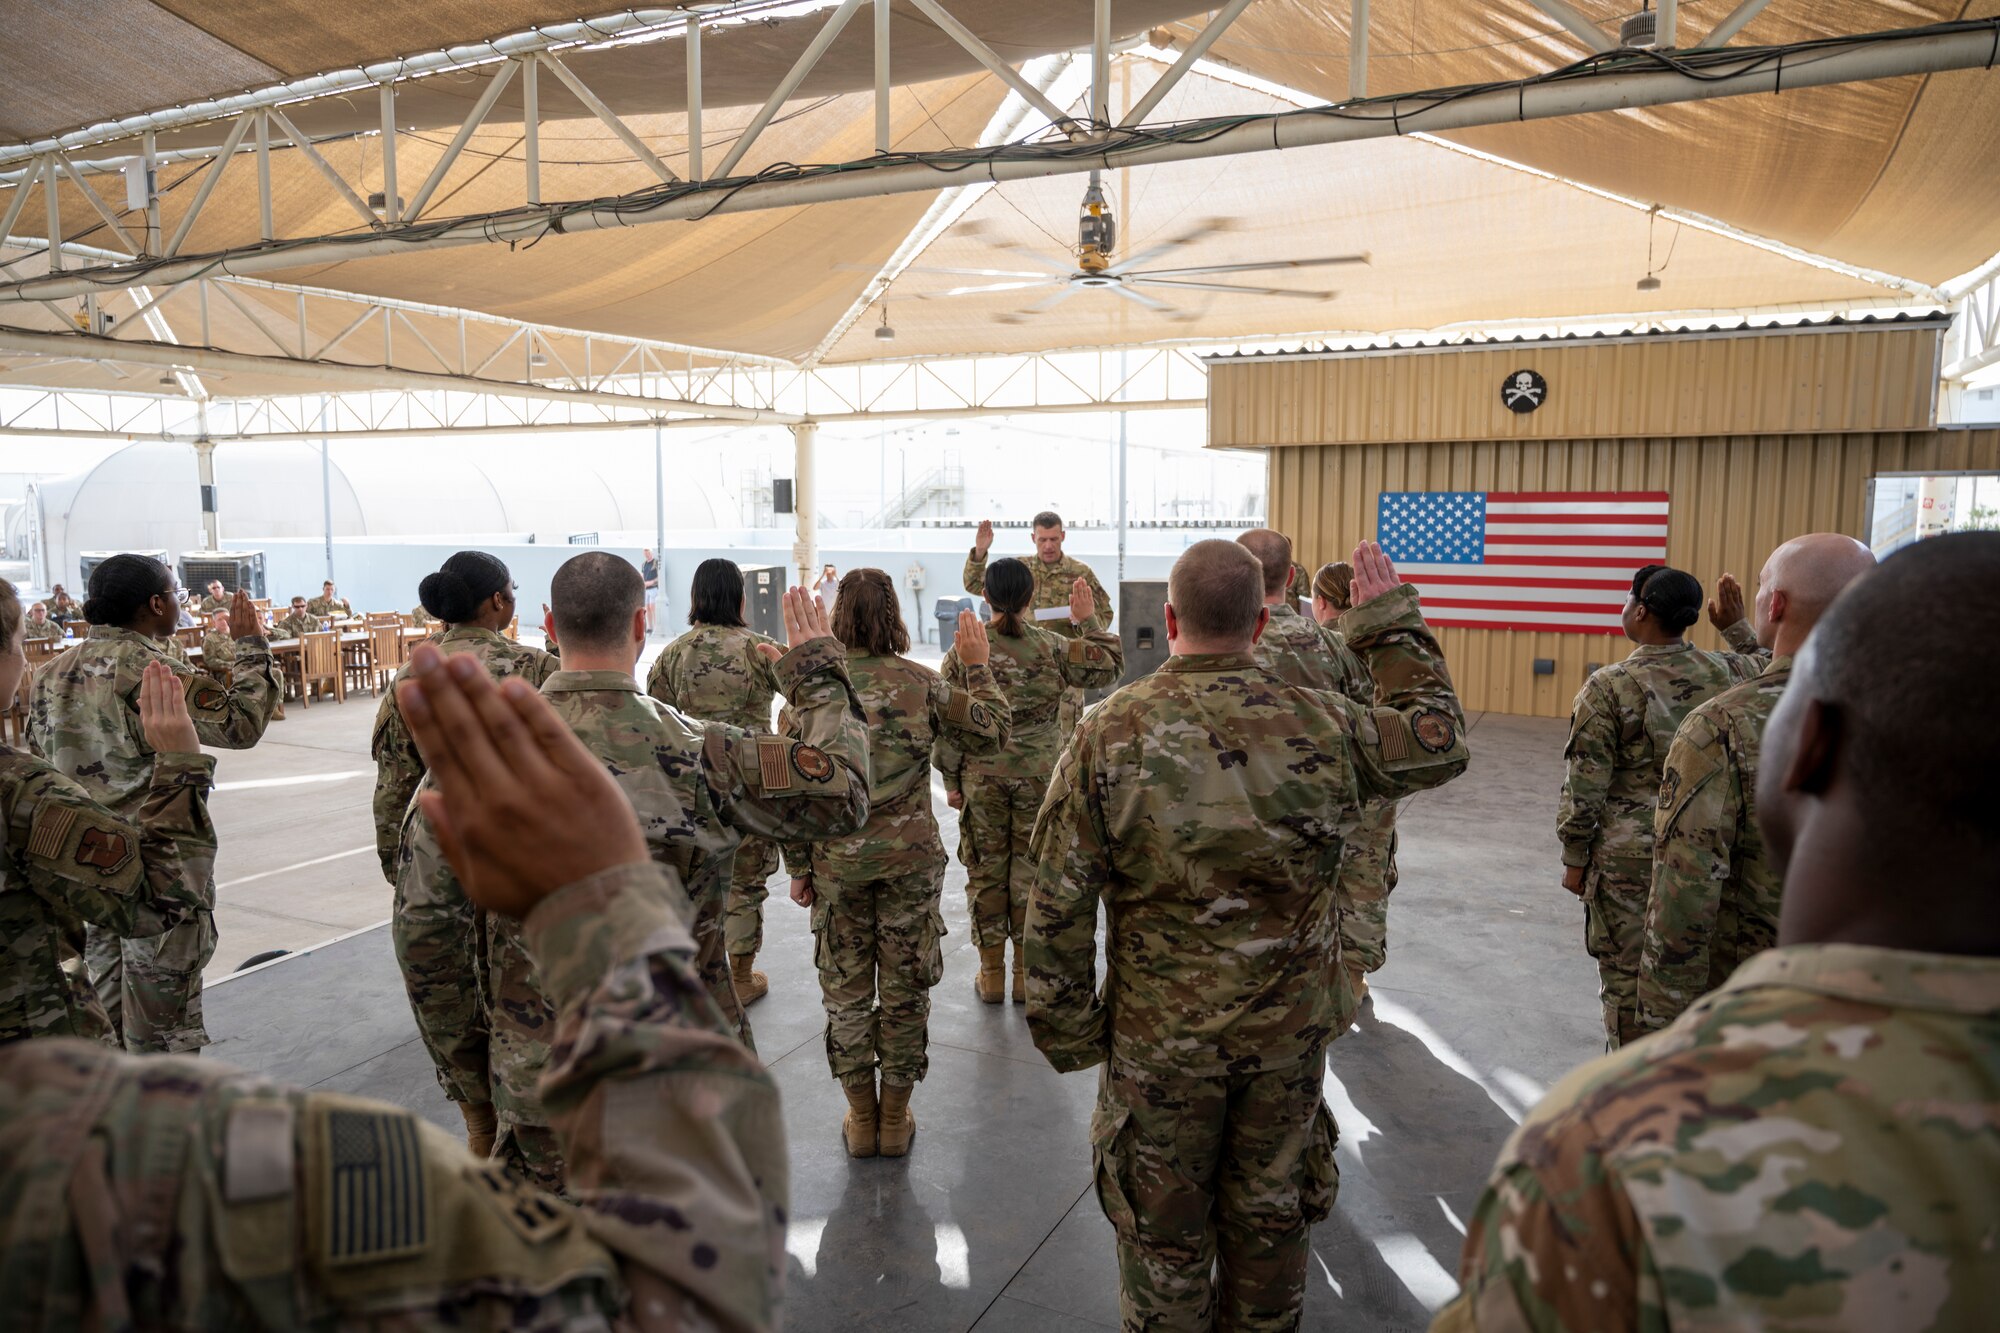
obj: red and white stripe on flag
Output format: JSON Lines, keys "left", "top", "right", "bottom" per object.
{"left": 1379, "top": 490, "right": 1670, "bottom": 634}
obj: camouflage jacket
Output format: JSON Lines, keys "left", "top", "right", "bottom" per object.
{"left": 21, "top": 618, "right": 61, "bottom": 642}
{"left": 0, "top": 861, "right": 792, "bottom": 1332}
{"left": 1638, "top": 654, "right": 1794, "bottom": 1031}
{"left": 936, "top": 623, "right": 1122, "bottom": 786}
{"left": 201, "top": 633, "right": 239, "bottom": 673}
{"left": 1025, "top": 584, "right": 1469, "bottom": 1077}
{"left": 646, "top": 623, "right": 785, "bottom": 732}
{"left": 786, "top": 652, "right": 1008, "bottom": 883}
{"left": 1437, "top": 943, "right": 2000, "bottom": 1333}
{"left": 371, "top": 627, "right": 558, "bottom": 881}
{"left": 1557, "top": 637, "right": 1761, "bottom": 870}
{"left": 269, "top": 611, "right": 326, "bottom": 641}
{"left": 305, "top": 596, "right": 352, "bottom": 618}
{"left": 0, "top": 747, "right": 215, "bottom": 1044}
{"left": 27, "top": 625, "right": 278, "bottom": 821}
{"left": 410, "top": 605, "right": 438, "bottom": 628}
{"left": 197, "top": 595, "right": 230, "bottom": 614}
{"left": 962, "top": 549, "right": 1112, "bottom": 637}
{"left": 1254, "top": 601, "right": 1372, "bottom": 700}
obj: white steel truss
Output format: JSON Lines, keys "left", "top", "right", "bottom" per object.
{"left": 1, "top": 16, "right": 1994, "bottom": 306}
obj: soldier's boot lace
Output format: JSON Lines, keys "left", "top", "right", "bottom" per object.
{"left": 731, "top": 952, "right": 770, "bottom": 1005}
{"left": 842, "top": 1079, "right": 879, "bottom": 1158}
{"left": 459, "top": 1101, "right": 498, "bottom": 1158}
{"left": 1010, "top": 943, "right": 1026, "bottom": 1005}
{"left": 975, "top": 946, "right": 1006, "bottom": 1004}
{"left": 878, "top": 1081, "right": 917, "bottom": 1158}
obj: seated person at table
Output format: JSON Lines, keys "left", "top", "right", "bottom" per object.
{"left": 41, "top": 585, "right": 79, "bottom": 625}
{"left": 412, "top": 603, "right": 438, "bottom": 628}
{"left": 202, "top": 612, "right": 239, "bottom": 675}
{"left": 22, "top": 602, "right": 61, "bottom": 641}
{"left": 307, "top": 580, "right": 352, "bottom": 619}
{"left": 271, "top": 596, "right": 326, "bottom": 641}
{"left": 197, "top": 580, "right": 230, "bottom": 614}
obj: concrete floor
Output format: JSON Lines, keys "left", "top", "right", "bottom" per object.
{"left": 201, "top": 695, "right": 1600, "bottom": 1332}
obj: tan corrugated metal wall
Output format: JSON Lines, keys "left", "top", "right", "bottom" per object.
{"left": 1209, "top": 323, "right": 1942, "bottom": 447}
{"left": 1267, "top": 428, "right": 2000, "bottom": 718}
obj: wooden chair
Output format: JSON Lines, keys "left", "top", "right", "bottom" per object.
{"left": 251, "top": 598, "right": 273, "bottom": 613}
{"left": 174, "top": 626, "right": 205, "bottom": 652}
{"left": 298, "top": 630, "right": 344, "bottom": 705}
{"left": 503, "top": 617, "right": 519, "bottom": 641}
{"left": 1, "top": 662, "right": 33, "bottom": 744}
{"left": 24, "top": 638, "right": 62, "bottom": 667}
{"left": 364, "top": 618, "right": 406, "bottom": 693}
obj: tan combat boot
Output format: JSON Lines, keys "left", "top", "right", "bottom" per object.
{"left": 1011, "top": 944, "right": 1026, "bottom": 1005}
{"left": 731, "top": 953, "right": 769, "bottom": 1005}
{"left": 841, "top": 1079, "right": 879, "bottom": 1158}
{"left": 877, "top": 1081, "right": 917, "bottom": 1157}
{"left": 974, "top": 945, "right": 1006, "bottom": 1004}
{"left": 459, "top": 1101, "right": 497, "bottom": 1158}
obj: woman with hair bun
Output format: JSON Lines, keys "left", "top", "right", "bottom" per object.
{"left": 0, "top": 578, "right": 220, "bottom": 1045}
{"left": 370, "top": 549, "right": 555, "bottom": 1161}
{"left": 1557, "top": 562, "right": 1764, "bottom": 1050}
{"left": 25, "top": 553, "right": 280, "bottom": 1054}
{"left": 936, "top": 556, "right": 1122, "bottom": 1005}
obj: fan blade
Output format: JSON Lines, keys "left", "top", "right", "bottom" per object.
{"left": 1020, "top": 284, "right": 1083, "bottom": 313}
{"left": 836, "top": 262, "right": 1052, "bottom": 279}
{"left": 1128, "top": 277, "right": 1336, "bottom": 299}
{"left": 1131, "top": 254, "right": 1371, "bottom": 279}
{"left": 1102, "top": 219, "right": 1235, "bottom": 276}
{"left": 1108, "top": 282, "right": 1175, "bottom": 313}
{"left": 913, "top": 280, "right": 1060, "bottom": 300}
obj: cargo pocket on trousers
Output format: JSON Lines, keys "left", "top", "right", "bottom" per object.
{"left": 810, "top": 896, "right": 832, "bottom": 974}
{"left": 1300, "top": 1102, "right": 1340, "bottom": 1224}
{"left": 1089, "top": 1100, "right": 1137, "bottom": 1236}
{"left": 1582, "top": 869, "right": 1613, "bottom": 963}
{"left": 922, "top": 905, "right": 947, "bottom": 988}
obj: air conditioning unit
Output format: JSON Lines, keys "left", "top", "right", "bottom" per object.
{"left": 80, "top": 549, "right": 169, "bottom": 589}
{"left": 178, "top": 550, "right": 267, "bottom": 599}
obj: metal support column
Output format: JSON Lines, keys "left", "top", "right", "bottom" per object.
{"left": 319, "top": 396, "right": 334, "bottom": 581}
{"left": 654, "top": 419, "right": 667, "bottom": 631}
{"left": 194, "top": 436, "right": 220, "bottom": 550}
{"left": 686, "top": 13, "right": 704, "bottom": 179}
{"left": 1350, "top": 0, "right": 1370, "bottom": 99}
{"left": 792, "top": 420, "right": 818, "bottom": 586}
{"left": 522, "top": 55, "right": 540, "bottom": 204}
{"left": 874, "top": 0, "right": 892, "bottom": 152}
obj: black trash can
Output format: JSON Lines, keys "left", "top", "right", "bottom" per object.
{"left": 934, "top": 596, "right": 974, "bottom": 655}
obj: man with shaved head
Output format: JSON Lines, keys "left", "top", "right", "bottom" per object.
{"left": 1238, "top": 528, "right": 1401, "bottom": 1010}
{"left": 1638, "top": 532, "right": 1877, "bottom": 1031}
{"left": 1438, "top": 532, "right": 2000, "bottom": 1333}
{"left": 1027, "top": 537, "right": 1470, "bottom": 1330}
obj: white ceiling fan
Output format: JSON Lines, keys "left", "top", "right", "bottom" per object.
{"left": 869, "top": 178, "right": 1369, "bottom": 324}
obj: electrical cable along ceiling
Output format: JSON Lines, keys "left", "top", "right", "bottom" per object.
{"left": 0, "top": 0, "right": 1996, "bottom": 397}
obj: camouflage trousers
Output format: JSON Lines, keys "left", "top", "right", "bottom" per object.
{"left": 1092, "top": 1051, "right": 1339, "bottom": 1332}
{"left": 393, "top": 832, "right": 491, "bottom": 1106}
{"left": 725, "top": 835, "right": 780, "bottom": 958}
{"left": 690, "top": 854, "right": 754, "bottom": 1053}
{"left": 495, "top": 1119, "right": 567, "bottom": 1196}
{"left": 83, "top": 909, "right": 217, "bottom": 1054}
{"left": 1334, "top": 803, "right": 1399, "bottom": 975}
{"left": 958, "top": 772, "right": 1046, "bottom": 951}
{"left": 1583, "top": 860, "right": 1651, "bottom": 1050}
{"left": 484, "top": 912, "right": 558, "bottom": 1128}
{"left": 810, "top": 868, "right": 947, "bottom": 1087}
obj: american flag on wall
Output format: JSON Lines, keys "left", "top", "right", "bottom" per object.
{"left": 1376, "top": 490, "right": 1670, "bottom": 634}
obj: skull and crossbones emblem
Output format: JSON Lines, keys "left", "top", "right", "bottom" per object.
{"left": 1501, "top": 369, "right": 1547, "bottom": 414}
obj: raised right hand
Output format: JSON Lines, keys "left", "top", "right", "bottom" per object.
{"left": 1350, "top": 541, "right": 1403, "bottom": 606}
{"left": 228, "top": 588, "right": 265, "bottom": 640}
{"left": 399, "top": 645, "right": 646, "bottom": 918}
{"left": 1706, "top": 573, "right": 1743, "bottom": 631}
{"left": 975, "top": 519, "right": 994, "bottom": 557}
{"left": 1069, "top": 576, "right": 1096, "bottom": 625}
{"left": 955, "top": 609, "right": 990, "bottom": 666}
{"left": 780, "top": 585, "right": 833, "bottom": 649}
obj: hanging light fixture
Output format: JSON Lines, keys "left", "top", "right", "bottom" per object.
{"left": 1636, "top": 204, "right": 1664, "bottom": 292}
{"left": 1621, "top": 2, "right": 1658, "bottom": 49}
{"left": 874, "top": 306, "right": 897, "bottom": 341}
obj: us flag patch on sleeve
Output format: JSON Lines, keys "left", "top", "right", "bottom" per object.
{"left": 321, "top": 1109, "right": 428, "bottom": 1264}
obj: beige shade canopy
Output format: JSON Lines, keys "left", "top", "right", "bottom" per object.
{"left": 2, "top": 0, "right": 1996, "bottom": 398}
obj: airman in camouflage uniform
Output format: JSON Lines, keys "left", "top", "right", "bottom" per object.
{"left": 1242, "top": 528, "right": 1404, "bottom": 1016}
{"left": 0, "top": 853, "right": 793, "bottom": 1331}
{"left": 647, "top": 618, "right": 787, "bottom": 1002}
{"left": 962, "top": 521, "right": 1112, "bottom": 639}
{"left": 27, "top": 620, "right": 279, "bottom": 1053}
{"left": 270, "top": 604, "right": 326, "bottom": 641}
{"left": 413, "top": 632, "right": 867, "bottom": 1192}
{"left": 306, "top": 584, "right": 352, "bottom": 618}
{"left": 374, "top": 625, "right": 556, "bottom": 1156}
{"left": 0, "top": 746, "right": 215, "bottom": 1045}
{"left": 1027, "top": 541, "right": 1469, "bottom": 1332}
{"left": 936, "top": 569, "right": 1122, "bottom": 1005}
{"left": 784, "top": 588, "right": 1008, "bottom": 1158}
{"left": 201, "top": 628, "right": 239, "bottom": 676}
{"left": 1558, "top": 580, "right": 1762, "bottom": 1048}
{"left": 21, "top": 605, "right": 61, "bottom": 641}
